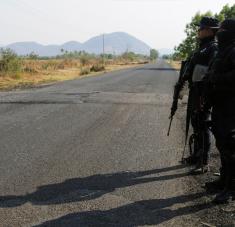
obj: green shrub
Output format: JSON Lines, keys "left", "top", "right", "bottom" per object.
{"left": 28, "top": 52, "right": 39, "bottom": 60}
{"left": 80, "top": 67, "right": 90, "bottom": 75}
{"left": 80, "top": 55, "right": 90, "bottom": 67}
{"left": 90, "top": 64, "right": 105, "bottom": 72}
{"left": 0, "top": 48, "right": 22, "bottom": 77}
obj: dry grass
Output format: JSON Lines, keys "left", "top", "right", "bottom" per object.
{"left": 0, "top": 59, "right": 147, "bottom": 91}
{"left": 0, "top": 69, "right": 79, "bottom": 90}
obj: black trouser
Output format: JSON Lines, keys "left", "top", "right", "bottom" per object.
{"left": 215, "top": 137, "right": 235, "bottom": 188}
{"left": 212, "top": 109, "right": 235, "bottom": 188}
{"left": 191, "top": 111, "right": 211, "bottom": 165}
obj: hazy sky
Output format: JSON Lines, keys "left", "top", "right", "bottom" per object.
{"left": 0, "top": 0, "right": 234, "bottom": 49}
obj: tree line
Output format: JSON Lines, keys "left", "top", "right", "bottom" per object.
{"left": 0, "top": 48, "right": 154, "bottom": 78}
{"left": 173, "top": 4, "right": 235, "bottom": 60}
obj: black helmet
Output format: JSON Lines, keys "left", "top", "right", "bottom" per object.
{"left": 220, "top": 18, "right": 235, "bottom": 33}
{"left": 217, "top": 18, "right": 235, "bottom": 47}
{"left": 195, "top": 17, "right": 219, "bottom": 29}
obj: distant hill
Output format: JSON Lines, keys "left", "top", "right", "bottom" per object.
{"left": 6, "top": 42, "right": 60, "bottom": 56}
{"left": 4, "top": 32, "right": 152, "bottom": 56}
{"left": 83, "top": 32, "right": 151, "bottom": 55}
{"left": 61, "top": 41, "right": 82, "bottom": 52}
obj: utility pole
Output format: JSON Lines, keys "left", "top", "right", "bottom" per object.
{"left": 126, "top": 44, "right": 129, "bottom": 53}
{"left": 102, "top": 34, "right": 105, "bottom": 66}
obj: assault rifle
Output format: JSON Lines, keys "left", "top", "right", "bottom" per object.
{"left": 167, "top": 60, "right": 188, "bottom": 136}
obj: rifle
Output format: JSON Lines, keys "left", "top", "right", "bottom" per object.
{"left": 167, "top": 60, "right": 188, "bottom": 136}
{"left": 182, "top": 80, "right": 210, "bottom": 166}
{"left": 167, "top": 84, "right": 180, "bottom": 136}
{"left": 167, "top": 115, "right": 173, "bottom": 136}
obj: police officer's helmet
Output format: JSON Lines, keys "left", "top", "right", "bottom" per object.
{"left": 220, "top": 18, "right": 235, "bottom": 33}
{"left": 195, "top": 17, "right": 220, "bottom": 29}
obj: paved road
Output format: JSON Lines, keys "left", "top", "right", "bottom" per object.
{"left": 0, "top": 60, "right": 206, "bottom": 226}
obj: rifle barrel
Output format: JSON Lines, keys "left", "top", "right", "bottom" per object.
{"left": 167, "top": 117, "right": 173, "bottom": 136}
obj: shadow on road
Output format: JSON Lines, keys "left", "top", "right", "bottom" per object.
{"left": 0, "top": 101, "right": 74, "bottom": 105}
{"left": 34, "top": 192, "right": 213, "bottom": 227}
{"left": 136, "top": 68, "right": 178, "bottom": 71}
{"left": 0, "top": 165, "right": 188, "bottom": 208}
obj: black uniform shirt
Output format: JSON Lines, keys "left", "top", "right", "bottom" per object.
{"left": 182, "top": 36, "right": 218, "bottom": 87}
{"left": 209, "top": 41, "right": 235, "bottom": 103}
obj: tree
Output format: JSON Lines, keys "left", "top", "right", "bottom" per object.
{"left": 174, "top": 4, "right": 235, "bottom": 60}
{"left": 0, "top": 48, "right": 22, "bottom": 77}
{"left": 28, "top": 52, "right": 39, "bottom": 60}
{"left": 215, "top": 4, "right": 235, "bottom": 20}
{"left": 174, "top": 11, "right": 213, "bottom": 59}
{"left": 150, "top": 49, "right": 159, "bottom": 61}
{"left": 162, "top": 54, "right": 171, "bottom": 60}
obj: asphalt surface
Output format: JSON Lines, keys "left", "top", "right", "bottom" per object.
{"left": 0, "top": 60, "right": 210, "bottom": 226}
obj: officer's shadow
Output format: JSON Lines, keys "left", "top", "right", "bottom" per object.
{"left": 34, "top": 192, "right": 213, "bottom": 227}
{"left": 0, "top": 164, "right": 188, "bottom": 208}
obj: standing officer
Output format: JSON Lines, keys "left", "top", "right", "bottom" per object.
{"left": 204, "top": 18, "right": 235, "bottom": 204}
{"left": 171, "top": 17, "right": 219, "bottom": 173}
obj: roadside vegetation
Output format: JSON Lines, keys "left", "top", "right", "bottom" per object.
{"left": 150, "top": 49, "right": 159, "bottom": 61}
{"left": 0, "top": 49, "right": 150, "bottom": 90}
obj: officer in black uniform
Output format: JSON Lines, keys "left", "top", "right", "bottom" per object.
{"left": 173, "top": 17, "right": 219, "bottom": 173}
{"left": 204, "top": 18, "right": 235, "bottom": 204}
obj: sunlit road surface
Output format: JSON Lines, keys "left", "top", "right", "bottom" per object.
{"left": 0, "top": 60, "right": 206, "bottom": 226}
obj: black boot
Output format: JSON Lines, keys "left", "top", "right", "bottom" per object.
{"left": 183, "top": 155, "right": 198, "bottom": 165}
{"left": 190, "top": 163, "right": 210, "bottom": 175}
{"left": 205, "top": 179, "right": 225, "bottom": 191}
{"left": 213, "top": 189, "right": 234, "bottom": 204}
{"left": 205, "top": 167, "right": 226, "bottom": 191}
{"left": 213, "top": 175, "right": 235, "bottom": 204}
{"left": 190, "top": 150, "right": 210, "bottom": 175}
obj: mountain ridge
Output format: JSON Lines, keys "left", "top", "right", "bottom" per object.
{"left": 4, "top": 32, "right": 152, "bottom": 56}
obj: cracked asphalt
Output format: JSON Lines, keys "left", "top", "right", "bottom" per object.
{"left": 0, "top": 60, "right": 219, "bottom": 226}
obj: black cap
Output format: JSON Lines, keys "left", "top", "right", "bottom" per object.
{"left": 195, "top": 17, "right": 219, "bottom": 29}
{"left": 220, "top": 18, "right": 235, "bottom": 33}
